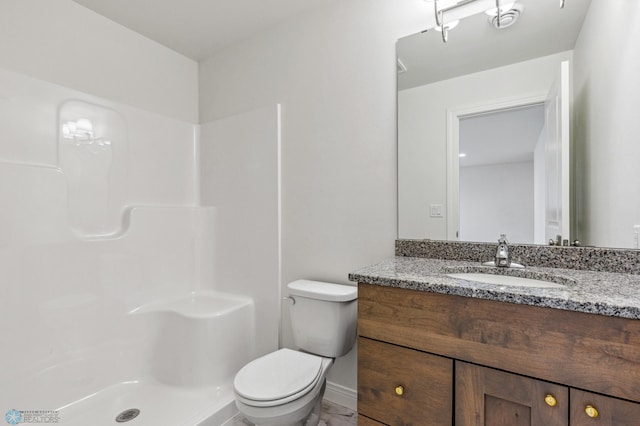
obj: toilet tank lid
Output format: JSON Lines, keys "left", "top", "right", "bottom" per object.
{"left": 287, "top": 280, "right": 357, "bottom": 302}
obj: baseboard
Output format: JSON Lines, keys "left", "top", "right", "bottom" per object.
{"left": 324, "top": 381, "right": 357, "bottom": 411}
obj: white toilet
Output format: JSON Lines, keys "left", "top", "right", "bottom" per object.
{"left": 233, "top": 280, "right": 358, "bottom": 426}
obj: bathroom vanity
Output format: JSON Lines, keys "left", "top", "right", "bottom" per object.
{"left": 350, "top": 243, "right": 640, "bottom": 426}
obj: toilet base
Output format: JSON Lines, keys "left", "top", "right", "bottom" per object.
{"left": 301, "top": 391, "right": 323, "bottom": 426}
{"left": 236, "top": 381, "right": 326, "bottom": 426}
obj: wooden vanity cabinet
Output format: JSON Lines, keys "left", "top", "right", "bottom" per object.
{"left": 357, "top": 283, "right": 640, "bottom": 425}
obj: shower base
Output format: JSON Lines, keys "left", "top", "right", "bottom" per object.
{"left": 57, "top": 379, "right": 237, "bottom": 426}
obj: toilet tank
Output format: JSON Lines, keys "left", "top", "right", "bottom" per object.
{"left": 287, "top": 280, "right": 358, "bottom": 358}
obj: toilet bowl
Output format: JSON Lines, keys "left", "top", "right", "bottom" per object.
{"left": 233, "top": 280, "right": 357, "bottom": 426}
{"left": 234, "top": 349, "right": 333, "bottom": 426}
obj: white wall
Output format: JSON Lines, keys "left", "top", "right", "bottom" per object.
{"left": 0, "top": 0, "right": 198, "bottom": 123}
{"left": 198, "top": 0, "right": 431, "bottom": 398}
{"left": 573, "top": 0, "right": 640, "bottom": 248}
{"left": 459, "top": 162, "right": 534, "bottom": 243}
{"left": 398, "top": 51, "right": 571, "bottom": 239}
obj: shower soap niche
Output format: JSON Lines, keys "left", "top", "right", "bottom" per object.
{"left": 59, "top": 100, "right": 128, "bottom": 238}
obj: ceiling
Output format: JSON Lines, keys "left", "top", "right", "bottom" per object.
{"left": 459, "top": 104, "right": 545, "bottom": 168}
{"left": 398, "top": 0, "right": 592, "bottom": 90}
{"left": 72, "top": 0, "right": 593, "bottom": 76}
{"left": 72, "top": 0, "right": 340, "bottom": 61}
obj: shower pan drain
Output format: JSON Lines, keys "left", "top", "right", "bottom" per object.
{"left": 115, "top": 409, "right": 140, "bottom": 423}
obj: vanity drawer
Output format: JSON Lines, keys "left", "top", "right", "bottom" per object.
{"left": 358, "top": 336, "right": 453, "bottom": 426}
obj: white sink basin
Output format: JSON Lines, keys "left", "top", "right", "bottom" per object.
{"left": 446, "top": 272, "right": 566, "bottom": 289}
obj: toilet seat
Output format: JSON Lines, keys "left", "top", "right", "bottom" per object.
{"left": 234, "top": 349, "right": 325, "bottom": 407}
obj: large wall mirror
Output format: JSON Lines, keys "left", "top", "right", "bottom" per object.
{"left": 397, "top": 0, "right": 640, "bottom": 249}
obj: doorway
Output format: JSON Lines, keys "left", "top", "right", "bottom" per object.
{"left": 457, "top": 104, "right": 545, "bottom": 244}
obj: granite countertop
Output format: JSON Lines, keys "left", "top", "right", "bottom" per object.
{"left": 349, "top": 256, "right": 640, "bottom": 320}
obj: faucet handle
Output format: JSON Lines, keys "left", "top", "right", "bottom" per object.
{"left": 498, "top": 234, "right": 508, "bottom": 243}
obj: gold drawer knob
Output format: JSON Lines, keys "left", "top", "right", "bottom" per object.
{"left": 544, "top": 394, "right": 558, "bottom": 407}
{"left": 395, "top": 385, "right": 404, "bottom": 396}
{"left": 585, "top": 405, "right": 599, "bottom": 418}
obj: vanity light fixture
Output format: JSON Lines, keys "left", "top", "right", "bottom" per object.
{"left": 430, "top": 0, "right": 510, "bottom": 43}
{"left": 431, "top": 0, "right": 462, "bottom": 43}
{"left": 426, "top": 0, "right": 565, "bottom": 43}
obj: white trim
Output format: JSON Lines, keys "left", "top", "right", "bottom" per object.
{"left": 446, "top": 93, "right": 547, "bottom": 241}
{"left": 324, "top": 381, "right": 357, "bottom": 411}
{"left": 275, "top": 103, "right": 284, "bottom": 348}
{"left": 559, "top": 61, "right": 571, "bottom": 243}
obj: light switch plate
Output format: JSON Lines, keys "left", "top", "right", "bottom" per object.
{"left": 430, "top": 204, "right": 443, "bottom": 218}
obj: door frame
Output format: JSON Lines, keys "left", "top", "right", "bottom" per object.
{"left": 445, "top": 93, "right": 547, "bottom": 241}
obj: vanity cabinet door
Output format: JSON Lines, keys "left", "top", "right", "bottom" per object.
{"left": 358, "top": 337, "right": 453, "bottom": 426}
{"left": 570, "top": 389, "right": 640, "bottom": 425}
{"left": 456, "top": 361, "right": 568, "bottom": 426}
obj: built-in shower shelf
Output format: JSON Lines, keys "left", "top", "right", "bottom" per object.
{"left": 129, "top": 291, "right": 256, "bottom": 389}
{"left": 129, "top": 291, "right": 253, "bottom": 319}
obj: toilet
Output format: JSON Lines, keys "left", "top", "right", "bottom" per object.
{"left": 233, "top": 280, "right": 358, "bottom": 426}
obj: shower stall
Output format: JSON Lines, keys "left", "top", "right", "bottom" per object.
{"left": 0, "top": 66, "right": 280, "bottom": 425}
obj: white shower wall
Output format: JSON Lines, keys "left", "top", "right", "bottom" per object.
{"left": 0, "top": 66, "right": 197, "bottom": 207}
{"left": 199, "top": 105, "right": 282, "bottom": 360}
{"left": 0, "top": 2, "right": 210, "bottom": 417}
{"left": 0, "top": 66, "right": 206, "bottom": 411}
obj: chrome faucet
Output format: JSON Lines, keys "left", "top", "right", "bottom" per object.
{"left": 481, "top": 234, "right": 525, "bottom": 269}
{"left": 495, "top": 234, "right": 510, "bottom": 267}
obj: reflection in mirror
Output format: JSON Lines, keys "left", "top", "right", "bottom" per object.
{"left": 458, "top": 104, "right": 543, "bottom": 244}
{"left": 397, "top": 0, "right": 640, "bottom": 249}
